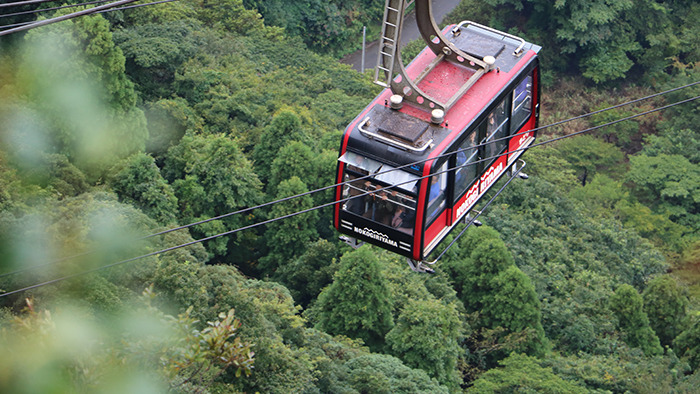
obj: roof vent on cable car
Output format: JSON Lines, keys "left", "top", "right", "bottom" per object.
{"left": 390, "top": 94, "right": 404, "bottom": 110}
{"left": 431, "top": 109, "right": 445, "bottom": 124}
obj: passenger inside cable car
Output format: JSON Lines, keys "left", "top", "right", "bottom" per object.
{"left": 340, "top": 151, "right": 417, "bottom": 234}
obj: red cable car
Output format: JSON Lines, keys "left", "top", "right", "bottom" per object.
{"left": 333, "top": 0, "right": 541, "bottom": 271}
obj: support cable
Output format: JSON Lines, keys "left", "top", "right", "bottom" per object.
{"left": 0, "top": 0, "right": 140, "bottom": 36}
{"left": 1, "top": 93, "right": 698, "bottom": 297}
{"left": 0, "top": 83, "right": 698, "bottom": 280}
{"left": 0, "top": 0, "right": 111, "bottom": 20}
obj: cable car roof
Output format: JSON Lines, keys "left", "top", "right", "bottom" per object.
{"left": 342, "top": 23, "right": 540, "bottom": 174}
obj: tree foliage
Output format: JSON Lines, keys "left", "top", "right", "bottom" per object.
{"left": 609, "top": 284, "right": 663, "bottom": 356}
{"left": 477, "top": 0, "right": 700, "bottom": 83}
{"left": 674, "top": 315, "right": 700, "bottom": 370}
{"left": 313, "top": 247, "right": 394, "bottom": 352}
{"left": 626, "top": 153, "right": 700, "bottom": 233}
{"left": 108, "top": 153, "right": 178, "bottom": 224}
{"left": 386, "top": 298, "right": 463, "bottom": 389}
{"left": 642, "top": 275, "right": 690, "bottom": 347}
{"left": 469, "top": 353, "right": 586, "bottom": 394}
{"left": 259, "top": 176, "right": 319, "bottom": 273}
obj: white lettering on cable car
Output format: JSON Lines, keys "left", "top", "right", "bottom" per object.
{"left": 516, "top": 132, "right": 531, "bottom": 150}
{"left": 353, "top": 226, "right": 398, "bottom": 247}
{"left": 456, "top": 161, "right": 505, "bottom": 219}
{"left": 481, "top": 161, "right": 504, "bottom": 191}
{"left": 456, "top": 181, "right": 480, "bottom": 218}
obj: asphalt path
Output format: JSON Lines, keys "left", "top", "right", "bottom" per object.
{"left": 340, "top": 0, "right": 463, "bottom": 72}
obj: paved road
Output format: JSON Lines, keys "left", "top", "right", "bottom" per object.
{"left": 340, "top": 0, "right": 463, "bottom": 72}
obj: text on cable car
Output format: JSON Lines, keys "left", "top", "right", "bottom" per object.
{"left": 353, "top": 226, "right": 398, "bottom": 248}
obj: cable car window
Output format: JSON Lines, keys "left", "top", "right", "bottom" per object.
{"left": 426, "top": 162, "right": 448, "bottom": 225}
{"left": 511, "top": 74, "right": 533, "bottom": 133}
{"left": 340, "top": 155, "right": 417, "bottom": 233}
{"left": 484, "top": 100, "right": 509, "bottom": 161}
{"left": 375, "top": 164, "right": 419, "bottom": 194}
{"left": 339, "top": 151, "right": 383, "bottom": 174}
{"left": 454, "top": 131, "right": 478, "bottom": 199}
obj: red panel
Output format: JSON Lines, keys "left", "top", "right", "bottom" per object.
{"left": 509, "top": 127, "right": 535, "bottom": 156}
{"left": 333, "top": 161, "right": 346, "bottom": 229}
{"left": 452, "top": 180, "right": 480, "bottom": 222}
{"left": 412, "top": 162, "right": 431, "bottom": 260}
{"left": 423, "top": 210, "right": 448, "bottom": 255}
{"left": 480, "top": 154, "right": 508, "bottom": 193}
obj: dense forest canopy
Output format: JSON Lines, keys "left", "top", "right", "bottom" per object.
{"left": 0, "top": 0, "right": 699, "bottom": 392}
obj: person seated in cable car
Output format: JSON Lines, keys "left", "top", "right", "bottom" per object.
{"left": 363, "top": 183, "right": 396, "bottom": 225}
{"left": 427, "top": 174, "right": 445, "bottom": 223}
{"left": 429, "top": 175, "right": 440, "bottom": 202}
{"left": 455, "top": 150, "right": 467, "bottom": 188}
{"left": 392, "top": 205, "right": 406, "bottom": 227}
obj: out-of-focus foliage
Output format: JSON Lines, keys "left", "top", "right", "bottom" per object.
{"left": 0, "top": 291, "right": 253, "bottom": 393}
{"left": 4, "top": 13, "right": 148, "bottom": 180}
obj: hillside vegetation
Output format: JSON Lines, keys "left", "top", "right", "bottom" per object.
{"left": 0, "top": 0, "right": 698, "bottom": 392}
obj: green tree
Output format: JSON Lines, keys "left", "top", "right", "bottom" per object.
{"left": 193, "top": 0, "right": 265, "bottom": 35}
{"left": 114, "top": 20, "right": 200, "bottom": 100}
{"left": 626, "top": 153, "right": 700, "bottom": 232}
{"left": 108, "top": 153, "right": 178, "bottom": 225}
{"left": 241, "top": 0, "right": 384, "bottom": 55}
{"left": 590, "top": 102, "right": 640, "bottom": 151}
{"left": 674, "top": 315, "right": 700, "bottom": 370}
{"left": 469, "top": 353, "right": 586, "bottom": 394}
{"left": 609, "top": 284, "right": 663, "bottom": 356}
{"left": 554, "top": 135, "right": 624, "bottom": 186}
{"left": 164, "top": 133, "right": 263, "bottom": 259}
{"left": 252, "top": 110, "right": 306, "bottom": 184}
{"left": 642, "top": 275, "right": 689, "bottom": 347}
{"left": 273, "top": 239, "right": 340, "bottom": 307}
{"left": 386, "top": 298, "right": 463, "bottom": 390}
{"left": 449, "top": 228, "right": 515, "bottom": 312}
{"left": 345, "top": 354, "right": 448, "bottom": 394}
{"left": 643, "top": 128, "right": 700, "bottom": 165}
{"left": 267, "top": 141, "right": 316, "bottom": 197}
{"left": 482, "top": 265, "right": 547, "bottom": 357}
{"left": 314, "top": 247, "right": 394, "bottom": 352}
{"left": 259, "top": 176, "right": 319, "bottom": 274}
{"left": 479, "top": 0, "right": 693, "bottom": 84}
{"left": 545, "top": 347, "right": 697, "bottom": 392}
{"left": 445, "top": 227, "right": 546, "bottom": 366}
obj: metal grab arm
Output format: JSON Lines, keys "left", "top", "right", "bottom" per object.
{"left": 414, "top": 0, "right": 487, "bottom": 68}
